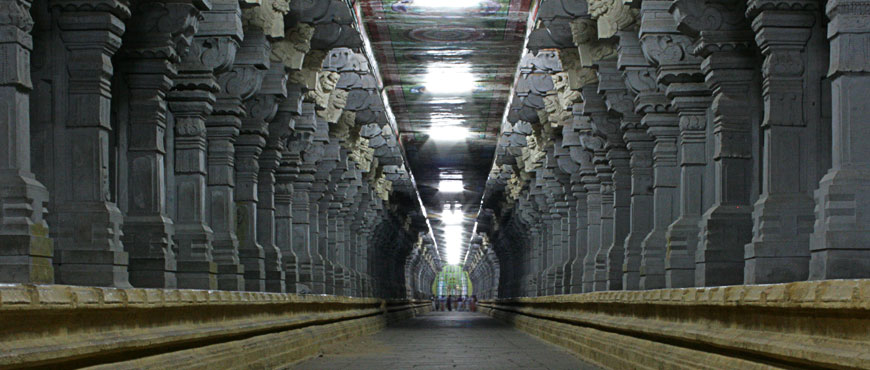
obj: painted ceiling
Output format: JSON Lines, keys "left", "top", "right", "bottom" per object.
{"left": 358, "top": 0, "right": 532, "bottom": 264}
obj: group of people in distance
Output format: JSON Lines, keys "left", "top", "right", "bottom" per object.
{"left": 432, "top": 294, "right": 477, "bottom": 312}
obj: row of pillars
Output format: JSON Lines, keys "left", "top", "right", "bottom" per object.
{"left": 473, "top": 0, "right": 870, "bottom": 298}
{"left": 0, "top": 0, "right": 440, "bottom": 298}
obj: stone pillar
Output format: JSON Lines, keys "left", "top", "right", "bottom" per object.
{"left": 121, "top": 0, "right": 207, "bottom": 288}
{"left": 167, "top": 1, "right": 243, "bottom": 289}
{"left": 598, "top": 58, "right": 635, "bottom": 292}
{"left": 207, "top": 4, "right": 270, "bottom": 291}
{"left": 665, "top": 82, "right": 710, "bottom": 288}
{"left": 236, "top": 50, "right": 283, "bottom": 292}
{"left": 564, "top": 124, "right": 592, "bottom": 294}
{"left": 310, "top": 176, "right": 328, "bottom": 294}
{"left": 569, "top": 177, "right": 588, "bottom": 294}
{"left": 745, "top": 0, "right": 827, "bottom": 284}
{"left": 579, "top": 119, "right": 605, "bottom": 293}
{"left": 672, "top": 0, "right": 760, "bottom": 287}
{"left": 637, "top": 0, "right": 688, "bottom": 289}
{"left": 556, "top": 195, "right": 573, "bottom": 294}
{"left": 0, "top": 0, "right": 54, "bottom": 284}
{"left": 582, "top": 81, "right": 623, "bottom": 291}
{"left": 617, "top": 29, "right": 657, "bottom": 291}
{"left": 34, "top": 0, "right": 132, "bottom": 287}
{"left": 555, "top": 138, "right": 579, "bottom": 294}
{"left": 810, "top": 0, "right": 870, "bottom": 279}
{"left": 256, "top": 66, "right": 291, "bottom": 293}
{"left": 638, "top": 111, "right": 679, "bottom": 289}
{"left": 327, "top": 198, "right": 343, "bottom": 295}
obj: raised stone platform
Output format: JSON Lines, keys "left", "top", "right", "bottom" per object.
{"left": 480, "top": 279, "right": 870, "bottom": 369}
{"left": 0, "top": 284, "right": 430, "bottom": 369}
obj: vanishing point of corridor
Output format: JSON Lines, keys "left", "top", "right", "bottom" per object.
{"left": 293, "top": 312, "right": 597, "bottom": 370}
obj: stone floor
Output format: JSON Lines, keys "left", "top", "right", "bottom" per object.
{"left": 290, "top": 311, "right": 599, "bottom": 369}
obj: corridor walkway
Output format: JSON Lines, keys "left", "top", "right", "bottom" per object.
{"left": 291, "top": 311, "right": 599, "bottom": 369}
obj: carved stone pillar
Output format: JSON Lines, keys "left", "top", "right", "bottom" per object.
{"left": 544, "top": 200, "right": 560, "bottom": 296}
{"left": 556, "top": 136, "right": 582, "bottom": 294}
{"left": 0, "top": 0, "right": 54, "bottom": 284}
{"left": 598, "top": 59, "right": 634, "bottom": 292}
{"left": 291, "top": 177, "right": 313, "bottom": 291}
{"left": 207, "top": 5, "right": 271, "bottom": 291}
{"left": 121, "top": 0, "right": 207, "bottom": 288}
{"left": 581, "top": 82, "right": 623, "bottom": 292}
{"left": 564, "top": 123, "right": 592, "bottom": 294}
{"left": 637, "top": 1, "right": 688, "bottom": 289}
{"left": 578, "top": 116, "right": 605, "bottom": 292}
{"left": 810, "top": 0, "right": 870, "bottom": 279}
{"left": 33, "top": 0, "right": 133, "bottom": 286}
{"left": 235, "top": 49, "right": 281, "bottom": 292}
{"left": 672, "top": 0, "right": 760, "bottom": 287}
{"left": 665, "top": 82, "right": 710, "bottom": 288}
{"left": 744, "top": 0, "right": 827, "bottom": 284}
{"left": 616, "top": 29, "right": 657, "bottom": 291}
{"left": 255, "top": 66, "right": 291, "bottom": 293}
{"left": 167, "top": 0, "right": 242, "bottom": 289}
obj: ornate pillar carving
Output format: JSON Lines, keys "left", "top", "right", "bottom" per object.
{"left": 121, "top": 0, "right": 208, "bottom": 288}
{"left": 810, "top": 0, "right": 870, "bottom": 279}
{"left": 234, "top": 39, "right": 280, "bottom": 291}
{"left": 744, "top": 0, "right": 827, "bottom": 284}
{"left": 206, "top": 3, "right": 265, "bottom": 291}
{"left": 671, "top": 0, "right": 760, "bottom": 287}
{"left": 167, "top": 0, "right": 242, "bottom": 289}
{"left": 254, "top": 64, "right": 289, "bottom": 293}
{"left": 617, "top": 28, "right": 657, "bottom": 290}
{"left": 578, "top": 114, "right": 605, "bottom": 292}
{"left": 637, "top": 1, "right": 682, "bottom": 289}
{"left": 597, "top": 58, "right": 633, "bottom": 291}
{"left": 563, "top": 122, "right": 591, "bottom": 294}
{"left": 295, "top": 104, "right": 325, "bottom": 293}
{"left": 32, "top": 0, "right": 133, "bottom": 286}
{"left": 0, "top": 0, "right": 54, "bottom": 284}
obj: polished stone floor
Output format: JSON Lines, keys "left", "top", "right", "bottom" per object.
{"left": 291, "top": 311, "right": 599, "bottom": 369}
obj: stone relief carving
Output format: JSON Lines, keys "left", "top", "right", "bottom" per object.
{"left": 570, "top": 18, "right": 617, "bottom": 66}
{"left": 271, "top": 23, "right": 315, "bottom": 70}
{"left": 589, "top": 0, "right": 638, "bottom": 39}
{"left": 242, "top": 0, "right": 290, "bottom": 39}
{"left": 124, "top": 1, "right": 205, "bottom": 62}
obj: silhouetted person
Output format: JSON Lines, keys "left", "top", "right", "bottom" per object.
{"left": 447, "top": 294, "right": 453, "bottom": 311}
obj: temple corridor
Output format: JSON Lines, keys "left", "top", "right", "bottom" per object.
{"left": 1, "top": 0, "right": 870, "bottom": 368}
{"left": 293, "top": 311, "right": 597, "bottom": 369}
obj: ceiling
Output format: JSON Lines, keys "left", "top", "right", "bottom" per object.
{"left": 359, "top": 0, "right": 532, "bottom": 264}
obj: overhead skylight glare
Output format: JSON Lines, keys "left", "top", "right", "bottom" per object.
{"left": 428, "top": 126, "right": 469, "bottom": 142}
{"left": 423, "top": 63, "right": 475, "bottom": 94}
{"left": 415, "top": 0, "right": 482, "bottom": 9}
{"left": 441, "top": 206, "right": 464, "bottom": 225}
{"left": 438, "top": 180, "right": 465, "bottom": 193}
